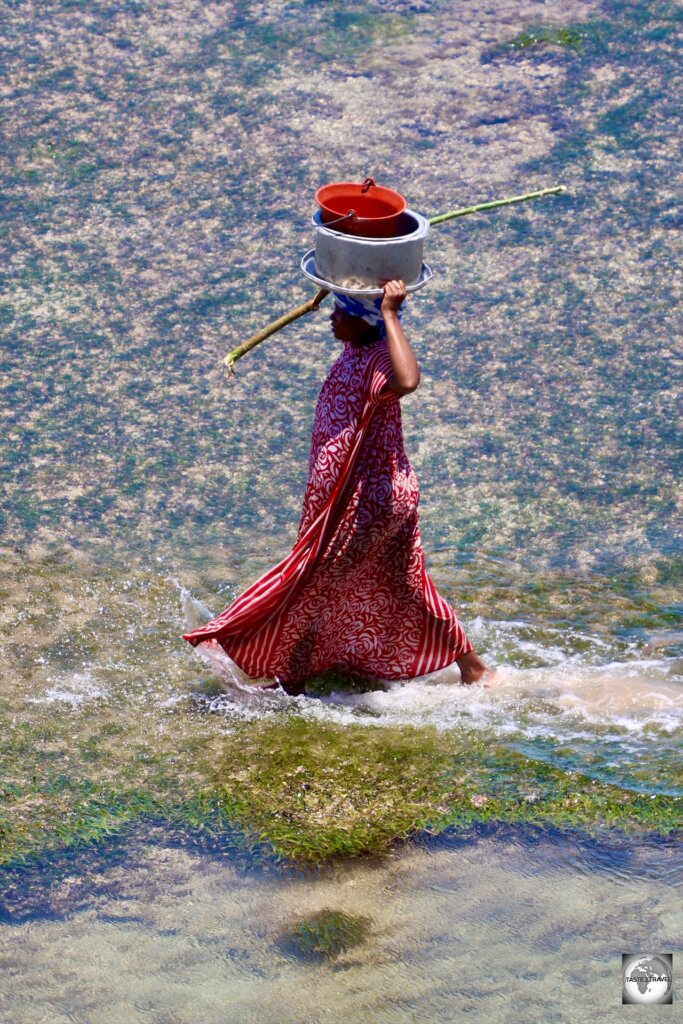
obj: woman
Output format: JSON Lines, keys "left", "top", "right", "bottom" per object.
{"left": 183, "top": 280, "right": 493, "bottom": 694}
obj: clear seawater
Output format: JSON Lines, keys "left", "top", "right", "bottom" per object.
{"left": 1, "top": 0, "right": 681, "bottom": 1019}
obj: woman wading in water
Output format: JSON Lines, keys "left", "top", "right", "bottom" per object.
{"left": 183, "top": 280, "right": 494, "bottom": 694}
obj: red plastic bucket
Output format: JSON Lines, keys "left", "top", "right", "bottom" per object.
{"left": 314, "top": 177, "right": 407, "bottom": 238}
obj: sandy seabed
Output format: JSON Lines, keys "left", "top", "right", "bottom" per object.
{"left": 1, "top": 826, "right": 680, "bottom": 1024}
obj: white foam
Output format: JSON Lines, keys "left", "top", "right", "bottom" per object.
{"left": 177, "top": 589, "right": 682, "bottom": 747}
{"left": 27, "top": 671, "right": 108, "bottom": 709}
{"left": 304, "top": 659, "right": 683, "bottom": 747}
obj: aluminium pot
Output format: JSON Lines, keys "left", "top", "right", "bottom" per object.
{"left": 312, "top": 209, "right": 429, "bottom": 291}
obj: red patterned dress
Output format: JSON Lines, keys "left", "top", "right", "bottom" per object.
{"left": 183, "top": 339, "right": 472, "bottom": 687}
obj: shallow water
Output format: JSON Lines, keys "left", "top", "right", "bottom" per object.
{"left": 1, "top": 0, "right": 682, "bottom": 1014}
{"left": 1, "top": 827, "right": 681, "bottom": 1023}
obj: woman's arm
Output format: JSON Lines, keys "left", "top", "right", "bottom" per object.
{"left": 382, "top": 279, "right": 420, "bottom": 397}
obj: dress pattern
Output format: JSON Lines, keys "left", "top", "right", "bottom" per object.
{"left": 182, "top": 339, "right": 472, "bottom": 685}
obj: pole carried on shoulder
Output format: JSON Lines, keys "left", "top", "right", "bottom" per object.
{"left": 426, "top": 184, "right": 566, "bottom": 225}
{"left": 224, "top": 184, "right": 566, "bottom": 373}
{"left": 224, "top": 288, "right": 330, "bottom": 370}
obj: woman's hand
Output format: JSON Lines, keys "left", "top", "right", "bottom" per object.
{"left": 380, "top": 280, "right": 420, "bottom": 396}
{"left": 381, "top": 279, "right": 407, "bottom": 315}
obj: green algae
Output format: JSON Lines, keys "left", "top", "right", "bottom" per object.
{"left": 278, "top": 908, "right": 372, "bottom": 962}
{"left": 210, "top": 719, "right": 681, "bottom": 863}
{"left": 3, "top": 708, "right": 678, "bottom": 872}
{"left": 0, "top": 546, "right": 681, "bottom": 873}
{"left": 483, "top": 19, "right": 609, "bottom": 64}
{"left": 505, "top": 26, "right": 590, "bottom": 53}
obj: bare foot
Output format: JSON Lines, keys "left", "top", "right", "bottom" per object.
{"left": 280, "top": 680, "right": 306, "bottom": 696}
{"left": 257, "top": 678, "right": 306, "bottom": 696}
{"left": 456, "top": 650, "right": 498, "bottom": 687}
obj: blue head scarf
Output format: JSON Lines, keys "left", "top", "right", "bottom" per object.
{"left": 334, "top": 292, "right": 404, "bottom": 328}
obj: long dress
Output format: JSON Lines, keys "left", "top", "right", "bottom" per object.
{"left": 182, "top": 337, "right": 473, "bottom": 686}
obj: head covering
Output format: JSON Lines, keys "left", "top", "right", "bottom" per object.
{"left": 334, "top": 292, "right": 404, "bottom": 326}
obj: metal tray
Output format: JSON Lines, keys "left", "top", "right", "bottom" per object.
{"left": 300, "top": 250, "right": 433, "bottom": 297}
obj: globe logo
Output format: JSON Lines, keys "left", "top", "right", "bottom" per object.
{"left": 622, "top": 953, "right": 673, "bottom": 1005}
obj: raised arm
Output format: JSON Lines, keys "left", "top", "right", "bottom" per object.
{"left": 381, "top": 279, "right": 421, "bottom": 397}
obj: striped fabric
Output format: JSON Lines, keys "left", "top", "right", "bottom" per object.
{"left": 183, "top": 340, "right": 472, "bottom": 687}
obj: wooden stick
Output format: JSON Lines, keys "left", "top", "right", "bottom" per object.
{"left": 224, "top": 184, "right": 566, "bottom": 369}
{"left": 428, "top": 184, "right": 565, "bottom": 225}
{"left": 224, "top": 287, "right": 330, "bottom": 372}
